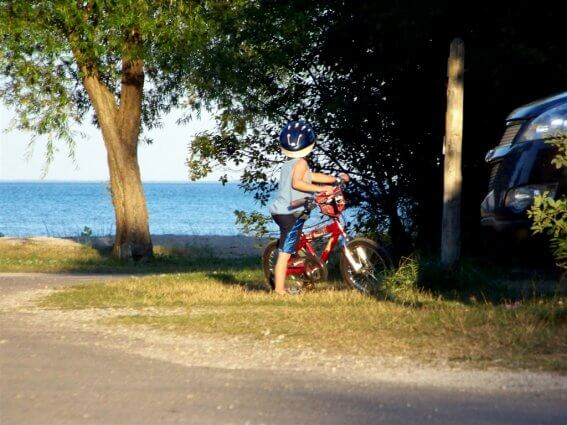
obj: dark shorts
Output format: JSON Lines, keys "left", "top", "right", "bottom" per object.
{"left": 272, "top": 213, "right": 306, "bottom": 254}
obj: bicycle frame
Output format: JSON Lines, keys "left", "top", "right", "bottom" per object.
{"left": 286, "top": 216, "right": 349, "bottom": 276}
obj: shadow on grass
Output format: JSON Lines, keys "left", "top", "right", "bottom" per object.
{"left": 196, "top": 251, "right": 564, "bottom": 305}
{"left": 0, "top": 244, "right": 264, "bottom": 276}
{"left": 4, "top": 237, "right": 563, "bottom": 307}
{"left": 203, "top": 271, "right": 271, "bottom": 293}
{"left": 349, "top": 252, "right": 566, "bottom": 308}
{"left": 92, "top": 254, "right": 264, "bottom": 275}
{"left": 412, "top": 256, "right": 565, "bottom": 305}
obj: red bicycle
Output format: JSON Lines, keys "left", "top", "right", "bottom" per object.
{"left": 262, "top": 186, "right": 392, "bottom": 293}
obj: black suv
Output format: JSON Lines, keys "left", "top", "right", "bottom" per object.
{"left": 480, "top": 92, "right": 567, "bottom": 232}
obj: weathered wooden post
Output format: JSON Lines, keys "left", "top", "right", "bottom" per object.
{"left": 441, "top": 38, "right": 465, "bottom": 271}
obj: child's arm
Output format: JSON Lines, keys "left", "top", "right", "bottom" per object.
{"left": 292, "top": 159, "right": 334, "bottom": 193}
{"left": 312, "top": 172, "right": 350, "bottom": 184}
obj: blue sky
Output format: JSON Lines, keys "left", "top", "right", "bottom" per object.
{"left": 0, "top": 103, "right": 241, "bottom": 182}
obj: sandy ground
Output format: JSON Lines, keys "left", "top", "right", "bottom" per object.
{"left": 0, "top": 236, "right": 85, "bottom": 248}
{"left": 118, "top": 234, "right": 269, "bottom": 257}
{"left": 0, "top": 235, "right": 270, "bottom": 258}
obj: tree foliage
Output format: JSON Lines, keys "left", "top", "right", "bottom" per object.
{"left": 189, "top": 1, "right": 567, "bottom": 255}
{"left": 0, "top": 0, "right": 273, "bottom": 257}
{"left": 0, "top": 1, "right": 247, "bottom": 153}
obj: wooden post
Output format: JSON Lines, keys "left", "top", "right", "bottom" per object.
{"left": 441, "top": 38, "right": 464, "bottom": 271}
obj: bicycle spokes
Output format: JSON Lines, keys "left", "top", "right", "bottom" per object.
{"left": 345, "top": 244, "right": 388, "bottom": 292}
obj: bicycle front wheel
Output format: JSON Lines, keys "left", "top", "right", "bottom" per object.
{"left": 340, "top": 238, "right": 392, "bottom": 293}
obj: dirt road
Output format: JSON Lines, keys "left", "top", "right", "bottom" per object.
{"left": 1, "top": 274, "right": 566, "bottom": 424}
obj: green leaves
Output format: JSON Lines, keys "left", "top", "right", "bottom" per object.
{"left": 0, "top": 0, "right": 258, "bottom": 156}
{"left": 186, "top": 133, "right": 218, "bottom": 181}
{"left": 234, "top": 209, "right": 270, "bottom": 237}
{"left": 547, "top": 135, "right": 567, "bottom": 169}
{"left": 528, "top": 136, "right": 567, "bottom": 270}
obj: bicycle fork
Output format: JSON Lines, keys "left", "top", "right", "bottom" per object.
{"left": 337, "top": 221, "right": 368, "bottom": 272}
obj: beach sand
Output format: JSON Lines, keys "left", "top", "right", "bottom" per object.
{"left": 0, "top": 235, "right": 270, "bottom": 258}
{"left": 83, "top": 234, "right": 269, "bottom": 258}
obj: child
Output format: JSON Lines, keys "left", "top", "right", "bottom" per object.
{"left": 269, "top": 119, "right": 349, "bottom": 295}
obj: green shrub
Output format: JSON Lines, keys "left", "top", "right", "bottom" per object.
{"left": 80, "top": 226, "right": 93, "bottom": 238}
{"left": 528, "top": 135, "right": 567, "bottom": 271}
{"left": 234, "top": 210, "right": 270, "bottom": 237}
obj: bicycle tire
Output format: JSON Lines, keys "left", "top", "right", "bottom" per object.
{"left": 262, "top": 240, "right": 279, "bottom": 290}
{"left": 262, "top": 241, "right": 326, "bottom": 291}
{"left": 339, "top": 237, "right": 392, "bottom": 293}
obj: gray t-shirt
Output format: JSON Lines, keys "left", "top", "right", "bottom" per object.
{"left": 269, "top": 158, "right": 313, "bottom": 215}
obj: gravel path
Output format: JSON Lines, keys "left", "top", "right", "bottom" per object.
{"left": 1, "top": 273, "right": 566, "bottom": 424}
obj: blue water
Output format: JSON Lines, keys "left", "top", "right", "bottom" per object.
{"left": 0, "top": 182, "right": 269, "bottom": 236}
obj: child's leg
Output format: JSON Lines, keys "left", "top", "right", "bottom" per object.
{"left": 274, "top": 250, "right": 291, "bottom": 294}
{"left": 271, "top": 213, "right": 304, "bottom": 294}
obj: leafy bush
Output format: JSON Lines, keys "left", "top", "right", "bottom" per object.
{"left": 234, "top": 210, "right": 271, "bottom": 237}
{"left": 528, "top": 135, "right": 567, "bottom": 271}
{"left": 80, "top": 226, "right": 93, "bottom": 238}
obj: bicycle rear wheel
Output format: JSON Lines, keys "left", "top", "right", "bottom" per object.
{"left": 340, "top": 238, "right": 392, "bottom": 293}
{"left": 262, "top": 240, "right": 322, "bottom": 291}
{"left": 262, "top": 240, "right": 279, "bottom": 290}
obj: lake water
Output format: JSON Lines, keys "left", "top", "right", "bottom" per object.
{"left": 0, "top": 182, "right": 271, "bottom": 237}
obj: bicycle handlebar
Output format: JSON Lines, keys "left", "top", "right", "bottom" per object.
{"left": 289, "top": 181, "right": 347, "bottom": 210}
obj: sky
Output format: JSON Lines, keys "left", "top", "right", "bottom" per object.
{"left": 0, "top": 103, "right": 242, "bottom": 182}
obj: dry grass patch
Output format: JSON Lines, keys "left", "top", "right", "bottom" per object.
{"left": 0, "top": 237, "right": 103, "bottom": 272}
{"left": 41, "top": 271, "right": 567, "bottom": 372}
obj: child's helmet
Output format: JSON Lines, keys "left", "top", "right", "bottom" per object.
{"left": 279, "top": 119, "right": 316, "bottom": 158}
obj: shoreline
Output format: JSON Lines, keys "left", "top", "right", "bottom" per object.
{"left": 0, "top": 235, "right": 270, "bottom": 258}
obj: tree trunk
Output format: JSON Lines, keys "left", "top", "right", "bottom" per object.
{"left": 80, "top": 59, "right": 153, "bottom": 259}
{"left": 441, "top": 38, "right": 465, "bottom": 271}
{"left": 106, "top": 134, "right": 153, "bottom": 260}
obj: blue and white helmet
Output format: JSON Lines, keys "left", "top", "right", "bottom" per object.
{"left": 279, "top": 119, "right": 316, "bottom": 158}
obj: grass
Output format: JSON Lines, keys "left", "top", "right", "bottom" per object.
{"left": 39, "top": 255, "right": 567, "bottom": 372}
{"left": 0, "top": 238, "right": 245, "bottom": 273}
{"left": 4, "top": 237, "right": 565, "bottom": 371}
